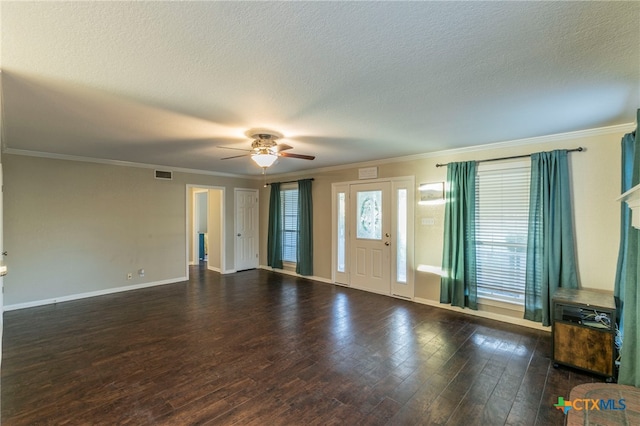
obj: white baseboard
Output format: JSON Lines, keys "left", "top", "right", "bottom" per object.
{"left": 259, "top": 265, "right": 333, "bottom": 285}
{"left": 203, "top": 265, "right": 237, "bottom": 274}
{"left": 256, "top": 268, "right": 545, "bottom": 331}
{"left": 4, "top": 272, "right": 549, "bottom": 333}
{"left": 3, "top": 277, "right": 188, "bottom": 311}
{"left": 414, "top": 297, "right": 550, "bottom": 332}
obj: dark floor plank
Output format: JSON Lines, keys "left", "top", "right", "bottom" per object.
{"left": 2, "top": 266, "right": 602, "bottom": 425}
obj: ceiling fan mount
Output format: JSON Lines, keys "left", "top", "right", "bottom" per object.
{"left": 249, "top": 132, "right": 280, "bottom": 152}
{"left": 219, "top": 129, "right": 316, "bottom": 168}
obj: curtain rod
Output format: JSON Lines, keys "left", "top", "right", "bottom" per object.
{"left": 435, "top": 147, "right": 584, "bottom": 168}
{"left": 265, "top": 178, "right": 314, "bottom": 186}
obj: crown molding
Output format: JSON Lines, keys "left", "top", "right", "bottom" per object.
{"left": 266, "top": 122, "right": 636, "bottom": 180}
{"left": 404, "top": 122, "right": 637, "bottom": 162}
{"left": 1, "top": 148, "right": 251, "bottom": 179}
{"left": 3, "top": 122, "right": 635, "bottom": 180}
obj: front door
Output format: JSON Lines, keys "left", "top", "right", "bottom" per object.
{"left": 349, "top": 182, "right": 391, "bottom": 295}
{"left": 334, "top": 177, "right": 415, "bottom": 300}
{"left": 235, "top": 189, "right": 259, "bottom": 271}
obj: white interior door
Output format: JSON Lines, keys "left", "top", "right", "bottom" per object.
{"left": 234, "top": 189, "right": 259, "bottom": 271}
{"left": 349, "top": 182, "right": 391, "bottom": 295}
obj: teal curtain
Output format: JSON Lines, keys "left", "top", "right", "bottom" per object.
{"left": 618, "top": 109, "right": 640, "bottom": 387}
{"left": 615, "top": 130, "right": 637, "bottom": 336}
{"left": 296, "top": 179, "right": 313, "bottom": 276}
{"left": 524, "top": 150, "right": 578, "bottom": 326}
{"left": 267, "top": 183, "right": 283, "bottom": 269}
{"left": 440, "top": 161, "right": 478, "bottom": 310}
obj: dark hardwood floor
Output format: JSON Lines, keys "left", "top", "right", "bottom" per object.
{"left": 2, "top": 266, "right": 600, "bottom": 425}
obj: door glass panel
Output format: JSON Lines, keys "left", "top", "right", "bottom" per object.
{"left": 397, "top": 189, "right": 407, "bottom": 283}
{"left": 337, "top": 192, "right": 346, "bottom": 272}
{"left": 357, "top": 190, "right": 382, "bottom": 240}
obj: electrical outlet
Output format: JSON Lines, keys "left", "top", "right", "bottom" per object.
{"left": 127, "top": 273, "right": 133, "bottom": 280}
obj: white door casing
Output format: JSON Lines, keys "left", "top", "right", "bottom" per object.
{"left": 0, "top": 163, "right": 4, "bottom": 365}
{"left": 333, "top": 177, "right": 414, "bottom": 300}
{"left": 185, "top": 185, "right": 225, "bottom": 277}
{"left": 234, "top": 188, "right": 259, "bottom": 271}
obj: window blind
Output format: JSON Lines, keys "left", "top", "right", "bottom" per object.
{"left": 281, "top": 188, "right": 298, "bottom": 263}
{"left": 475, "top": 162, "right": 531, "bottom": 304}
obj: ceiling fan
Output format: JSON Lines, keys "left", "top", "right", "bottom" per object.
{"left": 219, "top": 131, "right": 315, "bottom": 169}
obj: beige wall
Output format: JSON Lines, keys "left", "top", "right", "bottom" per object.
{"left": 3, "top": 154, "right": 258, "bottom": 306}
{"left": 260, "top": 129, "right": 624, "bottom": 309}
{"left": 3, "top": 127, "right": 625, "bottom": 313}
{"left": 188, "top": 187, "right": 196, "bottom": 264}
{"left": 208, "top": 189, "right": 222, "bottom": 271}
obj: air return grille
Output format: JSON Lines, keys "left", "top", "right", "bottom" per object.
{"left": 154, "top": 170, "right": 173, "bottom": 180}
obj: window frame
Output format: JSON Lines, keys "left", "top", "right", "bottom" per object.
{"left": 280, "top": 183, "right": 299, "bottom": 265}
{"left": 475, "top": 160, "right": 531, "bottom": 308}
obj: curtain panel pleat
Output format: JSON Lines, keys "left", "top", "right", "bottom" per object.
{"left": 618, "top": 109, "right": 640, "bottom": 387}
{"left": 615, "top": 131, "right": 636, "bottom": 335}
{"left": 524, "top": 150, "right": 578, "bottom": 326}
{"left": 296, "top": 179, "right": 313, "bottom": 276}
{"left": 267, "top": 182, "right": 283, "bottom": 269}
{"left": 440, "top": 161, "right": 478, "bottom": 310}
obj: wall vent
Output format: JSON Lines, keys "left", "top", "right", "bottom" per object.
{"left": 155, "top": 170, "right": 173, "bottom": 180}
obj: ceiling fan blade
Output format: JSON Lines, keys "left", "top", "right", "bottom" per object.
{"left": 218, "top": 146, "right": 251, "bottom": 152}
{"left": 276, "top": 143, "right": 293, "bottom": 152}
{"left": 220, "top": 154, "right": 250, "bottom": 160}
{"left": 279, "top": 152, "right": 315, "bottom": 160}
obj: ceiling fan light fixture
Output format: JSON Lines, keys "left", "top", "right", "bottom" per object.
{"left": 251, "top": 152, "right": 278, "bottom": 168}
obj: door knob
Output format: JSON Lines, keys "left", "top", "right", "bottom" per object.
{"left": 385, "top": 241, "right": 390, "bottom": 246}
{"left": 385, "top": 233, "right": 390, "bottom": 237}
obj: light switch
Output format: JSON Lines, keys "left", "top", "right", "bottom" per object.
{"left": 422, "top": 218, "right": 435, "bottom": 226}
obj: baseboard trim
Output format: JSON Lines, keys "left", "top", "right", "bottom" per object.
{"left": 4, "top": 277, "right": 188, "bottom": 311}
{"left": 255, "top": 265, "right": 551, "bottom": 332}
{"left": 258, "top": 265, "right": 333, "bottom": 285}
{"left": 255, "top": 268, "right": 547, "bottom": 331}
{"left": 414, "top": 297, "right": 550, "bottom": 332}
{"left": 208, "top": 266, "right": 237, "bottom": 275}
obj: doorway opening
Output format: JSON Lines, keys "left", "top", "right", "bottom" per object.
{"left": 186, "top": 185, "right": 225, "bottom": 278}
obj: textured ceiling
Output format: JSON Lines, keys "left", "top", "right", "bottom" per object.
{"left": 1, "top": 1, "right": 639, "bottom": 176}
